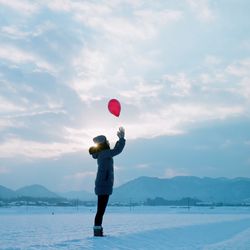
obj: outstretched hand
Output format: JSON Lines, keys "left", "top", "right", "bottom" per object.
{"left": 117, "top": 127, "right": 125, "bottom": 139}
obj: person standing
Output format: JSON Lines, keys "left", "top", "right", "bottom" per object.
{"left": 89, "top": 127, "right": 126, "bottom": 236}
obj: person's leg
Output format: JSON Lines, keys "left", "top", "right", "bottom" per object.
{"left": 94, "top": 195, "right": 109, "bottom": 226}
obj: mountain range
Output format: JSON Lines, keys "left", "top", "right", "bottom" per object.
{"left": 1, "top": 176, "right": 250, "bottom": 203}
{"left": 0, "top": 184, "right": 60, "bottom": 200}
{"left": 110, "top": 176, "right": 250, "bottom": 203}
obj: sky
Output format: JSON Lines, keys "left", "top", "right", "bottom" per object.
{"left": 0, "top": 0, "right": 250, "bottom": 192}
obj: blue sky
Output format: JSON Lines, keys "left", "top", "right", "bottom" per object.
{"left": 0, "top": 0, "right": 250, "bottom": 192}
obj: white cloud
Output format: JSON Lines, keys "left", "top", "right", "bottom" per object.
{"left": 239, "top": 77, "right": 250, "bottom": 99}
{"left": 186, "top": 0, "right": 215, "bottom": 22}
{"left": 0, "top": 0, "right": 39, "bottom": 15}
{"left": 226, "top": 59, "right": 250, "bottom": 78}
{"left": 45, "top": 0, "right": 72, "bottom": 12}
{"left": 47, "top": 0, "right": 182, "bottom": 42}
{"left": 64, "top": 171, "right": 95, "bottom": 180}
{"left": 226, "top": 59, "right": 250, "bottom": 99}
{"left": 0, "top": 0, "right": 248, "bottom": 162}
{"left": 0, "top": 92, "right": 66, "bottom": 121}
{"left": 62, "top": 101, "right": 243, "bottom": 144}
{"left": 136, "top": 163, "right": 150, "bottom": 169}
{"left": 0, "top": 137, "right": 82, "bottom": 159}
{"left": 47, "top": 0, "right": 111, "bottom": 15}
{"left": 1, "top": 26, "right": 30, "bottom": 39}
{"left": 131, "top": 103, "right": 244, "bottom": 139}
{"left": 199, "top": 72, "right": 227, "bottom": 85}
{"left": 0, "top": 119, "right": 12, "bottom": 131}
{"left": 0, "top": 44, "right": 57, "bottom": 74}
{"left": 61, "top": 2, "right": 182, "bottom": 104}
{"left": 32, "top": 21, "right": 57, "bottom": 37}
{"left": 0, "top": 118, "right": 25, "bottom": 131}
{"left": 63, "top": 171, "right": 96, "bottom": 192}
{"left": 164, "top": 168, "right": 188, "bottom": 178}
{"left": 6, "top": 109, "right": 67, "bottom": 119}
{"left": 71, "top": 48, "right": 108, "bottom": 95}
{"left": 120, "top": 81, "right": 164, "bottom": 103}
{"left": 196, "top": 57, "right": 250, "bottom": 106}
{"left": 163, "top": 73, "right": 192, "bottom": 97}
{"left": 0, "top": 95, "right": 25, "bottom": 113}
{"left": 75, "top": 8, "right": 182, "bottom": 42}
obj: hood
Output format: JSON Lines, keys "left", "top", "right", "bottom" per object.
{"left": 93, "top": 135, "right": 106, "bottom": 144}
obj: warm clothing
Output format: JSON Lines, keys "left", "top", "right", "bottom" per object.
{"left": 94, "top": 195, "right": 109, "bottom": 226}
{"left": 92, "top": 138, "right": 126, "bottom": 195}
{"left": 93, "top": 135, "right": 106, "bottom": 144}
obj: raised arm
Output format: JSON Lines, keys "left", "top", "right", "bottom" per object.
{"left": 99, "top": 127, "right": 126, "bottom": 158}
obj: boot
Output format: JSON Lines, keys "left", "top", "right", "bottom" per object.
{"left": 93, "top": 226, "right": 103, "bottom": 237}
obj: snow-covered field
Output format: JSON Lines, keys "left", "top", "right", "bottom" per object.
{"left": 0, "top": 206, "right": 250, "bottom": 250}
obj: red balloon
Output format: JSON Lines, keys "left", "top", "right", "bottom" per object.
{"left": 108, "top": 99, "right": 121, "bottom": 117}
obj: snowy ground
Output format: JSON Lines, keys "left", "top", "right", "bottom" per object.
{"left": 0, "top": 206, "right": 250, "bottom": 250}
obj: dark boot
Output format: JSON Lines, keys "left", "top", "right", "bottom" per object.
{"left": 93, "top": 226, "right": 103, "bottom": 237}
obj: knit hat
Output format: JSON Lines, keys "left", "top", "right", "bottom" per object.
{"left": 93, "top": 135, "right": 107, "bottom": 144}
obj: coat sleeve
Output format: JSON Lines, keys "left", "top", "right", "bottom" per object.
{"left": 99, "top": 138, "right": 126, "bottom": 159}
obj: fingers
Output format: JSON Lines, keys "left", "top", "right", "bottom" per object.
{"left": 119, "top": 127, "right": 125, "bottom": 133}
{"left": 117, "top": 127, "right": 125, "bottom": 139}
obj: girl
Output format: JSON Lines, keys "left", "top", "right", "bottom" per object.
{"left": 89, "top": 127, "right": 126, "bottom": 236}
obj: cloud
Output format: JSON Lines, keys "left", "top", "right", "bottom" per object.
{"left": 186, "top": 0, "right": 215, "bottom": 22}
{"left": 120, "top": 81, "right": 164, "bottom": 103}
{"left": 78, "top": 8, "right": 182, "bottom": 41}
{"left": 0, "top": 119, "right": 12, "bottom": 131}
{"left": 67, "top": 3, "right": 182, "bottom": 103}
{"left": 5, "top": 109, "right": 67, "bottom": 119}
{"left": 226, "top": 59, "right": 250, "bottom": 78}
{"left": 64, "top": 171, "right": 95, "bottom": 180}
{"left": 225, "top": 59, "right": 250, "bottom": 99}
{"left": 46, "top": 0, "right": 182, "bottom": 42}
{"left": 0, "top": 0, "right": 39, "bottom": 15}
{"left": 163, "top": 73, "right": 192, "bottom": 97}
{"left": 0, "top": 0, "right": 249, "bottom": 192}
{"left": 129, "top": 103, "right": 243, "bottom": 139}
{"left": 0, "top": 118, "right": 25, "bottom": 132}
{"left": 0, "top": 85, "right": 67, "bottom": 129}
{"left": 1, "top": 26, "right": 30, "bottom": 39}
{"left": 70, "top": 48, "right": 109, "bottom": 96}
{"left": 0, "top": 95, "right": 25, "bottom": 113}
{"left": 0, "top": 138, "right": 76, "bottom": 159}
{"left": 63, "top": 171, "right": 96, "bottom": 191}
{"left": 0, "top": 44, "right": 57, "bottom": 74}
{"left": 164, "top": 168, "right": 188, "bottom": 178}
{"left": 135, "top": 163, "right": 150, "bottom": 169}
{"left": 0, "top": 0, "right": 248, "bottom": 161}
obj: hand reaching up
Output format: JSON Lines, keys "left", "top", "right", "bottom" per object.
{"left": 117, "top": 127, "right": 125, "bottom": 139}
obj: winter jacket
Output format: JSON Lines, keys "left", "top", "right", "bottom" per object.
{"left": 92, "top": 138, "right": 126, "bottom": 195}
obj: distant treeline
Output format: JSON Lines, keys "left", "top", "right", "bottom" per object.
{"left": 143, "top": 197, "right": 250, "bottom": 207}
{"left": 0, "top": 197, "right": 96, "bottom": 207}
{"left": 144, "top": 197, "right": 201, "bottom": 206}
{"left": 1, "top": 196, "right": 250, "bottom": 207}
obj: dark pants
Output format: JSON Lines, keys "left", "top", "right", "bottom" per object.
{"left": 94, "top": 195, "right": 109, "bottom": 226}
